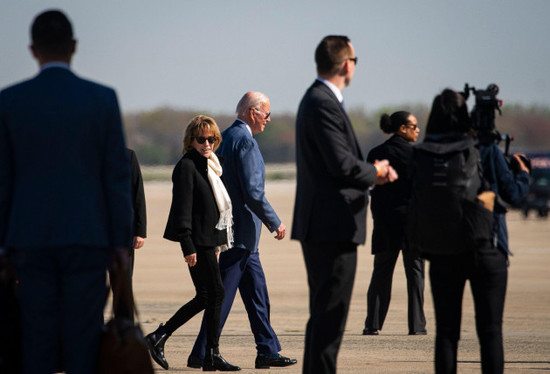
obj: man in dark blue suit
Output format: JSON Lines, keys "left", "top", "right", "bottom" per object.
{"left": 0, "top": 10, "right": 132, "bottom": 374}
{"left": 188, "top": 92, "right": 297, "bottom": 369}
{"left": 292, "top": 35, "right": 397, "bottom": 374}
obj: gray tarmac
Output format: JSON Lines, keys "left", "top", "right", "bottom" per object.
{"left": 131, "top": 181, "right": 550, "bottom": 373}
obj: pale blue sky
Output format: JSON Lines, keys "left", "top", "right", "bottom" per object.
{"left": 1, "top": 1, "right": 549, "bottom": 115}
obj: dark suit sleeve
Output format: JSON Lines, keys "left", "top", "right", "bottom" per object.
{"left": 313, "top": 99, "right": 377, "bottom": 189}
{"left": 0, "top": 91, "right": 13, "bottom": 248}
{"left": 235, "top": 137, "right": 281, "bottom": 232}
{"left": 129, "top": 149, "right": 147, "bottom": 238}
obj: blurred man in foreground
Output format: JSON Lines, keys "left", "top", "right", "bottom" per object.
{"left": 0, "top": 10, "right": 132, "bottom": 374}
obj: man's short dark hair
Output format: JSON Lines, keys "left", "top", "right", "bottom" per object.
{"left": 315, "top": 35, "right": 351, "bottom": 76}
{"left": 31, "top": 10, "right": 74, "bottom": 56}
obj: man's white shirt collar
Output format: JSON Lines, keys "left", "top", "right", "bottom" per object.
{"left": 237, "top": 119, "right": 253, "bottom": 136}
{"left": 40, "top": 62, "right": 71, "bottom": 72}
{"left": 317, "top": 78, "right": 344, "bottom": 104}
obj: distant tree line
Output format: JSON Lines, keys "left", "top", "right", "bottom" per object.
{"left": 124, "top": 104, "right": 550, "bottom": 165}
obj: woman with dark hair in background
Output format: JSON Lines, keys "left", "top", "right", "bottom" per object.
{"left": 145, "top": 115, "right": 240, "bottom": 372}
{"left": 363, "top": 111, "right": 426, "bottom": 336}
{"left": 410, "top": 89, "right": 528, "bottom": 373}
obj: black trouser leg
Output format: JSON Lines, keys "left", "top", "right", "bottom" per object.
{"left": 165, "top": 247, "right": 224, "bottom": 352}
{"left": 429, "top": 255, "right": 467, "bottom": 374}
{"left": 365, "top": 248, "right": 399, "bottom": 330}
{"left": 470, "top": 246, "right": 507, "bottom": 374}
{"left": 301, "top": 241, "right": 357, "bottom": 374}
{"left": 402, "top": 246, "right": 426, "bottom": 332}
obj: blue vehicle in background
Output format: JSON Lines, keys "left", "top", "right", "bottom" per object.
{"left": 521, "top": 153, "right": 550, "bottom": 218}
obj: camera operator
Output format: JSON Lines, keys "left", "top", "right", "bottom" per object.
{"left": 467, "top": 83, "right": 530, "bottom": 256}
{"left": 466, "top": 83, "right": 530, "bottom": 373}
{"left": 478, "top": 140, "right": 530, "bottom": 256}
{"left": 477, "top": 137, "right": 528, "bottom": 373}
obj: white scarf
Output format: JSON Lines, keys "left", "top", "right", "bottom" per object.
{"left": 207, "top": 153, "right": 233, "bottom": 252}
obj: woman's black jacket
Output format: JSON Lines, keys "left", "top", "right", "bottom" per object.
{"left": 163, "top": 149, "right": 226, "bottom": 256}
{"left": 367, "top": 135, "right": 414, "bottom": 254}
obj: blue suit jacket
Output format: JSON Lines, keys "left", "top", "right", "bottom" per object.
{"left": 0, "top": 67, "right": 132, "bottom": 250}
{"left": 217, "top": 120, "right": 281, "bottom": 252}
{"left": 479, "top": 143, "right": 529, "bottom": 254}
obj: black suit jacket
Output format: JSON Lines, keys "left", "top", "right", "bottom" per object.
{"left": 291, "top": 80, "right": 378, "bottom": 244}
{"left": 163, "top": 149, "right": 226, "bottom": 256}
{"left": 367, "top": 135, "right": 413, "bottom": 253}
{"left": 128, "top": 149, "right": 146, "bottom": 238}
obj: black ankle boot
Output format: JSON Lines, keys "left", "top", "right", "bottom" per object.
{"left": 144, "top": 323, "right": 170, "bottom": 370}
{"left": 202, "top": 348, "right": 241, "bottom": 371}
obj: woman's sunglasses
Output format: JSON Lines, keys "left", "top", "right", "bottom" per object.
{"left": 195, "top": 136, "right": 217, "bottom": 144}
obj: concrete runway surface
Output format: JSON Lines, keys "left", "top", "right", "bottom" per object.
{"left": 129, "top": 181, "right": 550, "bottom": 373}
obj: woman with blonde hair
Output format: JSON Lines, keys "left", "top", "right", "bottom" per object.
{"left": 145, "top": 115, "right": 240, "bottom": 371}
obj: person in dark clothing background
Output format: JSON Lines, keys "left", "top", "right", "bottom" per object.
{"left": 110, "top": 149, "right": 147, "bottom": 322}
{"left": 414, "top": 88, "right": 529, "bottom": 374}
{"left": 363, "top": 111, "right": 426, "bottom": 336}
{"left": 128, "top": 148, "right": 147, "bottom": 276}
{"left": 478, "top": 143, "right": 530, "bottom": 256}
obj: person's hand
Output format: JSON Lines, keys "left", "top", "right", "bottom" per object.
{"left": 185, "top": 253, "right": 197, "bottom": 267}
{"left": 512, "top": 153, "right": 530, "bottom": 174}
{"left": 373, "top": 160, "right": 399, "bottom": 185}
{"left": 274, "top": 222, "right": 286, "bottom": 240}
{"left": 386, "top": 166, "right": 398, "bottom": 182}
{"left": 133, "top": 236, "right": 145, "bottom": 249}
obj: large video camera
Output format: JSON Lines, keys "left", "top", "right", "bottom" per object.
{"left": 463, "top": 83, "right": 503, "bottom": 140}
{"left": 463, "top": 83, "right": 530, "bottom": 173}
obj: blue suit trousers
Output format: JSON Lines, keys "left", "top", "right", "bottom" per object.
{"left": 190, "top": 247, "right": 281, "bottom": 359}
{"left": 14, "top": 246, "right": 110, "bottom": 374}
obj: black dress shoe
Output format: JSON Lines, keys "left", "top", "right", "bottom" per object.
{"left": 187, "top": 354, "right": 203, "bottom": 368}
{"left": 362, "top": 328, "right": 379, "bottom": 335}
{"left": 409, "top": 330, "right": 427, "bottom": 335}
{"left": 202, "top": 349, "right": 240, "bottom": 371}
{"left": 255, "top": 353, "right": 297, "bottom": 369}
{"left": 145, "top": 323, "right": 170, "bottom": 370}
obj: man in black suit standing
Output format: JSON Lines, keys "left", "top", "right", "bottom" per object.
{"left": 111, "top": 148, "right": 146, "bottom": 321}
{"left": 292, "top": 35, "right": 397, "bottom": 374}
{"left": 128, "top": 148, "right": 147, "bottom": 275}
{"left": 0, "top": 10, "right": 132, "bottom": 374}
